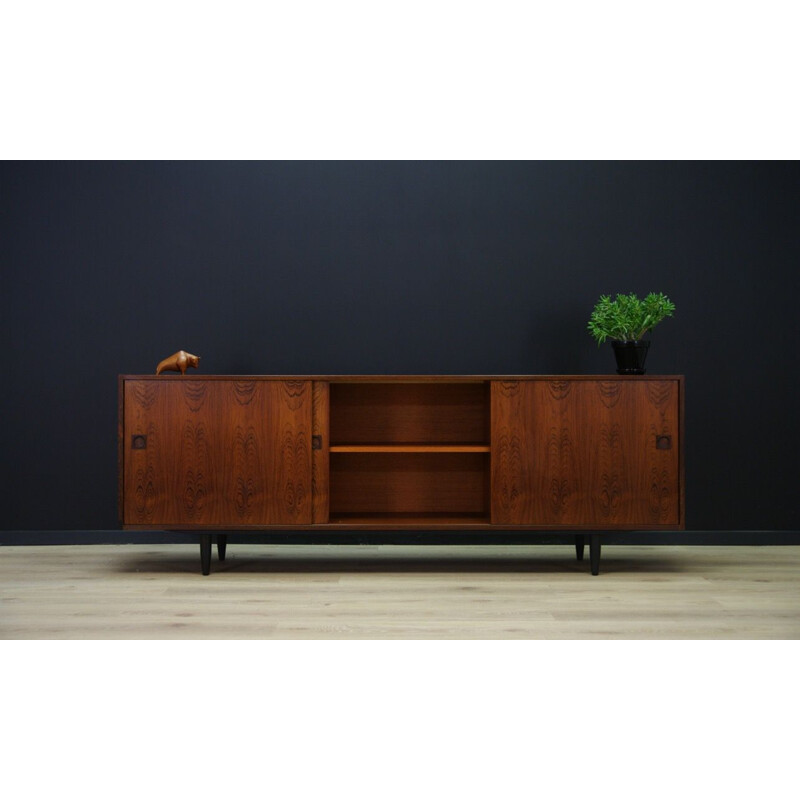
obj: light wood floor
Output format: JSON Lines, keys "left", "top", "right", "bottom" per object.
{"left": 1, "top": 543, "right": 798, "bottom": 639}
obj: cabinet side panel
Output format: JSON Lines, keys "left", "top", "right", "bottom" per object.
{"left": 312, "top": 381, "right": 330, "bottom": 523}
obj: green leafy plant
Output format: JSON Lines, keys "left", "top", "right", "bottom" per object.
{"left": 587, "top": 292, "right": 676, "bottom": 345}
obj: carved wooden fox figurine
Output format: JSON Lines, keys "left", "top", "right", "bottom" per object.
{"left": 156, "top": 350, "right": 200, "bottom": 375}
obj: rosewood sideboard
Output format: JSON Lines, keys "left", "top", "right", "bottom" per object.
{"left": 119, "top": 375, "right": 684, "bottom": 575}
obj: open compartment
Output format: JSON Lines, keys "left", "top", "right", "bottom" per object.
{"left": 329, "top": 381, "right": 489, "bottom": 447}
{"left": 329, "top": 451, "right": 490, "bottom": 524}
{"left": 327, "top": 381, "right": 492, "bottom": 524}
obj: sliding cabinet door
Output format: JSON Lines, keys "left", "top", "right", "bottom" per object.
{"left": 123, "top": 379, "right": 312, "bottom": 526}
{"left": 491, "top": 380, "right": 680, "bottom": 527}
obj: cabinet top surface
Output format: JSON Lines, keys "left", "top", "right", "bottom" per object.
{"left": 120, "top": 374, "right": 684, "bottom": 381}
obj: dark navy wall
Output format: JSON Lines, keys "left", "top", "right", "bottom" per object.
{"left": 2, "top": 161, "right": 798, "bottom": 532}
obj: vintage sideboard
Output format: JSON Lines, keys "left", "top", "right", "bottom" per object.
{"left": 119, "top": 375, "right": 684, "bottom": 574}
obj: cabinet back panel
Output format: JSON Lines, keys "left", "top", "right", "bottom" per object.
{"left": 330, "top": 382, "right": 489, "bottom": 444}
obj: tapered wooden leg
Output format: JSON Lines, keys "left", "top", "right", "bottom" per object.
{"left": 590, "top": 533, "right": 601, "bottom": 576}
{"left": 217, "top": 534, "right": 227, "bottom": 562}
{"left": 200, "top": 534, "right": 212, "bottom": 576}
{"left": 575, "top": 534, "right": 585, "bottom": 561}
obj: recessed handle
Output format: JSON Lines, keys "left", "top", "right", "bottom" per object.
{"left": 656, "top": 435, "right": 671, "bottom": 450}
{"left": 131, "top": 434, "right": 147, "bottom": 450}
{"left": 312, "top": 435, "right": 322, "bottom": 450}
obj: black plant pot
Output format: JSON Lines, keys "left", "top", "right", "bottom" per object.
{"left": 611, "top": 340, "right": 650, "bottom": 375}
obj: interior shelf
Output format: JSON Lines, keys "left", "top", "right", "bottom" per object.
{"left": 329, "top": 443, "right": 490, "bottom": 453}
{"left": 326, "top": 512, "right": 491, "bottom": 526}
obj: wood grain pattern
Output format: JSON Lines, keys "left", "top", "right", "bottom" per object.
{"left": 273, "top": 382, "right": 312, "bottom": 522}
{"left": 123, "top": 379, "right": 312, "bottom": 526}
{"left": 491, "top": 379, "right": 681, "bottom": 526}
{"left": 491, "top": 381, "right": 531, "bottom": 524}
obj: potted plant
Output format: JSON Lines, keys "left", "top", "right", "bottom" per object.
{"left": 587, "top": 292, "right": 676, "bottom": 374}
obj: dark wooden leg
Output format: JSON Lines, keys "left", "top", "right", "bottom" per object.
{"left": 590, "top": 533, "right": 601, "bottom": 576}
{"left": 575, "top": 534, "right": 585, "bottom": 561}
{"left": 200, "top": 534, "right": 212, "bottom": 576}
{"left": 217, "top": 534, "right": 227, "bottom": 562}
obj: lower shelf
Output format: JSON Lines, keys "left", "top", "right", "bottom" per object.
{"left": 329, "top": 451, "right": 489, "bottom": 517}
{"left": 329, "top": 444, "right": 490, "bottom": 453}
{"left": 326, "top": 512, "right": 491, "bottom": 527}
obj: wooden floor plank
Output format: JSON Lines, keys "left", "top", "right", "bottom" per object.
{"left": 1, "top": 544, "right": 799, "bottom": 639}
